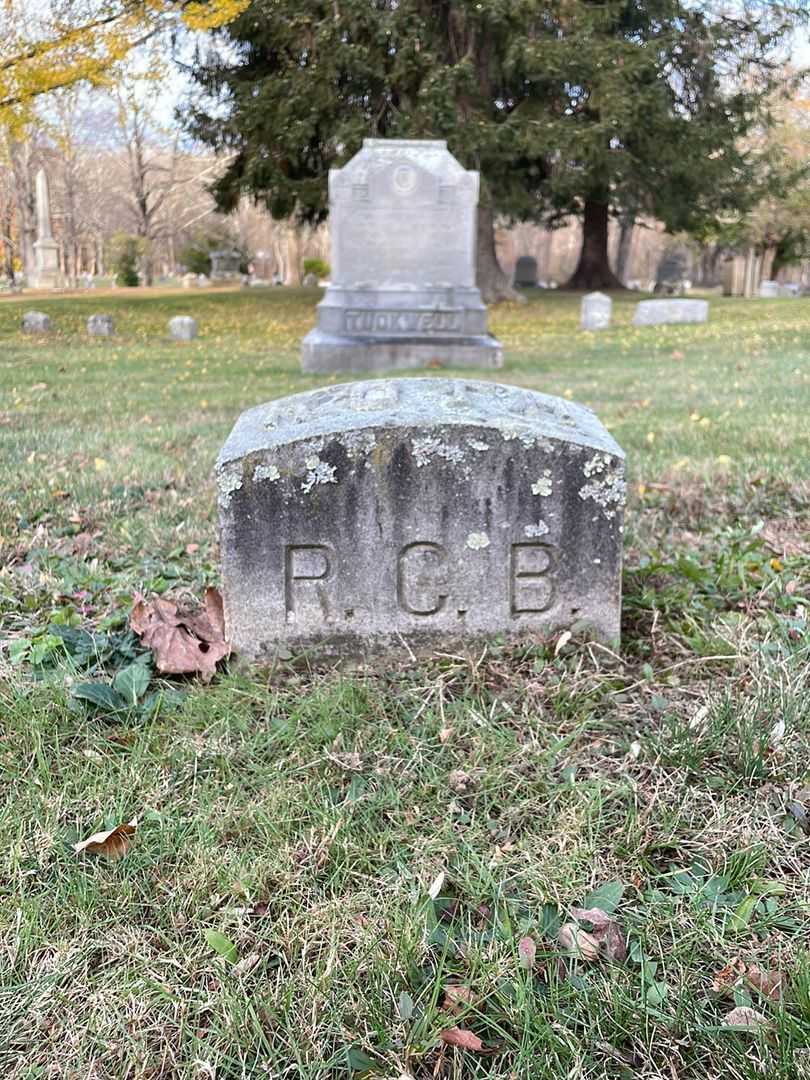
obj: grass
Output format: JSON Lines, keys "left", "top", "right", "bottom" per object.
{"left": 0, "top": 286, "right": 809, "bottom": 1078}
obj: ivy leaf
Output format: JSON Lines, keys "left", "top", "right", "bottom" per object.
{"left": 203, "top": 929, "right": 238, "bottom": 964}
{"left": 582, "top": 881, "right": 625, "bottom": 916}
{"left": 71, "top": 682, "right": 126, "bottom": 713}
{"left": 112, "top": 662, "right": 151, "bottom": 706}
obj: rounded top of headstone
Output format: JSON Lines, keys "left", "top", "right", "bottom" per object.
{"left": 217, "top": 378, "right": 624, "bottom": 470}
{"left": 332, "top": 138, "right": 473, "bottom": 188}
{"left": 584, "top": 291, "right": 610, "bottom": 301}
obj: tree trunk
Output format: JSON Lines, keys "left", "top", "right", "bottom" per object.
{"left": 476, "top": 204, "right": 524, "bottom": 304}
{"left": 565, "top": 198, "right": 624, "bottom": 291}
{"left": 615, "top": 210, "right": 635, "bottom": 284}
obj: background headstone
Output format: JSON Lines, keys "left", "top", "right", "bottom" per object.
{"left": 301, "top": 139, "right": 502, "bottom": 373}
{"left": 217, "top": 377, "right": 625, "bottom": 660}
{"left": 22, "top": 311, "right": 51, "bottom": 333}
{"left": 514, "top": 256, "right": 538, "bottom": 287}
{"left": 759, "top": 280, "right": 780, "bottom": 298}
{"left": 87, "top": 314, "right": 114, "bottom": 337}
{"left": 580, "top": 292, "right": 612, "bottom": 331}
{"left": 302, "top": 272, "right": 319, "bottom": 287}
{"left": 632, "top": 299, "right": 709, "bottom": 326}
{"left": 169, "top": 316, "right": 198, "bottom": 341}
{"left": 29, "top": 170, "right": 62, "bottom": 289}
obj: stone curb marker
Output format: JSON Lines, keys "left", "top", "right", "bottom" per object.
{"left": 632, "top": 299, "right": 708, "bottom": 326}
{"left": 22, "top": 311, "right": 51, "bottom": 333}
{"left": 302, "top": 139, "right": 502, "bottom": 373}
{"left": 216, "top": 378, "right": 625, "bottom": 661}
{"left": 87, "top": 314, "right": 114, "bottom": 336}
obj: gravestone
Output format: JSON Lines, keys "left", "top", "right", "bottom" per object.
{"left": 87, "top": 314, "right": 114, "bottom": 337}
{"left": 302, "top": 272, "right": 319, "bottom": 287}
{"left": 216, "top": 377, "right": 625, "bottom": 661}
{"left": 30, "top": 170, "right": 62, "bottom": 289}
{"left": 581, "top": 292, "right": 612, "bottom": 331}
{"left": 759, "top": 280, "right": 779, "bottom": 299}
{"left": 632, "top": 299, "right": 708, "bottom": 326}
{"left": 22, "top": 311, "right": 51, "bottom": 333}
{"left": 182, "top": 273, "right": 197, "bottom": 289}
{"left": 301, "top": 139, "right": 502, "bottom": 373}
{"left": 514, "top": 256, "right": 538, "bottom": 287}
{"left": 169, "top": 316, "right": 198, "bottom": 341}
{"left": 779, "top": 282, "right": 800, "bottom": 297}
{"left": 210, "top": 249, "right": 241, "bottom": 279}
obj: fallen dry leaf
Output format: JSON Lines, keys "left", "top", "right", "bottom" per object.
{"left": 448, "top": 769, "right": 473, "bottom": 793}
{"left": 130, "top": 588, "right": 230, "bottom": 682}
{"left": 570, "top": 906, "right": 627, "bottom": 962}
{"left": 73, "top": 819, "right": 136, "bottom": 860}
{"left": 554, "top": 629, "right": 572, "bottom": 656}
{"left": 443, "top": 984, "right": 475, "bottom": 1015}
{"left": 440, "top": 1026, "right": 483, "bottom": 1051}
{"left": 723, "top": 1005, "right": 770, "bottom": 1030}
{"left": 558, "top": 922, "right": 600, "bottom": 961}
{"left": 428, "top": 871, "right": 445, "bottom": 900}
{"left": 746, "top": 964, "right": 783, "bottom": 1001}
{"left": 712, "top": 957, "right": 745, "bottom": 994}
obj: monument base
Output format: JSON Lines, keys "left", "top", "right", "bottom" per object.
{"left": 30, "top": 239, "right": 62, "bottom": 290}
{"left": 301, "top": 329, "right": 503, "bottom": 374}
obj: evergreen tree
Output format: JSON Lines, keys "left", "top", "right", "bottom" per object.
{"left": 186, "top": 0, "right": 801, "bottom": 296}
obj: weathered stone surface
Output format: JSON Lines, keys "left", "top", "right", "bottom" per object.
{"left": 632, "top": 299, "right": 708, "bottom": 326}
{"left": 514, "top": 256, "right": 538, "bottom": 287}
{"left": 22, "top": 310, "right": 51, "bottom": 333}
{"left": 759, "top": 280, "right": 779, "bottom": 298}
{"left": 216, "top": 378, "right": 625, "bottom": 661}
{"left": 302, "top": 272, "right": 319, "bottom": 287}
{"left": 87, "top": 313, "right": 114, "bottom": 336}
{"left": 302, "top": 139, "right": 501, "bottom": 373}
{"left": 169, "top": 315, "right": 198, "bottom": 341}
{"left": 581, "top": 292, "right": 612, "bottom": 331}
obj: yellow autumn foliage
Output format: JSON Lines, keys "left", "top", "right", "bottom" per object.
{"left": 0, "top": 0, "right": 250, "bottom": 132}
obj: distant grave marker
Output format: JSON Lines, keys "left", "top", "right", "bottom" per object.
{"left": 632, "top": 299, "right": 708, "bottom": 326}
{"left": 22, "top": 311, "right": 51, "bottom": 333}
{"left": 87, "top": 314, "right": 114, "bottom": 337}
{"left": 514, "top": 256, "right": 538, "bottom": 287}
{"left": 169, "top": 316, "right": 198, "bottom": 341}
{"left": 581, "top": 292, "right": 612, "bottom": 331}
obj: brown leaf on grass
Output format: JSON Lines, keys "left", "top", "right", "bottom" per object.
{"left": 440, "top": 1026, "right": 483, "bottom": 1051}
{"left": 558, "top": 922, "right": 600, "bottom": 961}
{"left": 746, "top": 964, "right": 784, "bottom": 1001}
{"left": 712, "top": 957, "right": 745, "bottom": 994}
{"left": 723, "top": 1005, "right": 770, "bottom": 1031}
{"left": 130, "top": 588, "right": 230, "bottom": 682}
{"left": 570, "top": 906, "right": 627, "bottom": 962}
{"left": 73, "top": 818, "right": 136, "bottom": 860}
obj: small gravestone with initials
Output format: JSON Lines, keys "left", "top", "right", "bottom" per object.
{"left": 216, "top": 378, "right": 626, "bottom": 660}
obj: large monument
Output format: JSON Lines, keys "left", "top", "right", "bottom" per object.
{"left": 301, "top": 140, "right": 502, "bottom": 373}
{"left": 30, "top": 169, "right": 61, "bottom": 290}
{"left": 217, "top": 378, "right": 625, "bottom": 661}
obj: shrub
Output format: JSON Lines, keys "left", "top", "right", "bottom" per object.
{"left": 303, "top": 257, "right": 330, "bottom": 280}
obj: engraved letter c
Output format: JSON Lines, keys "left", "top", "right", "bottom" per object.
{"left": 397, "top": 542, "right": 448, "bottom": 616}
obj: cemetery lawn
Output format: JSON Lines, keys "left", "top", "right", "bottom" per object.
{"left": 1, "top": 287, "right": 809, "bottom": 1079}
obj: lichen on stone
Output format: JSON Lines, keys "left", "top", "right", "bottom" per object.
{"left": 253, "top": 462, "right": 281, "bottom": 483}
{"left": 524, "top": 520, "right": 550, "bottom": 538}
{"left": 466, "top": 531, "right": 490, "bottom": 550}
{"left": 531, "top": 470, "right": 552, "bottom": 497}
{"left": 341, "top": 431, "right": 377, "bottom": 459}
{"left": 467, "top": 438, "right": 490, "bottom": 452}
{"left": 301, "top": 455, "right": 338, "bottom": 493}
{"left": 578, "top": 453, "right": 626, "bottom": 518}
{"left": 411, "top": 435, "right": 466, "bottom": 467}
{"left": 217, "top": 463, "right": 244, "bottom": 507}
